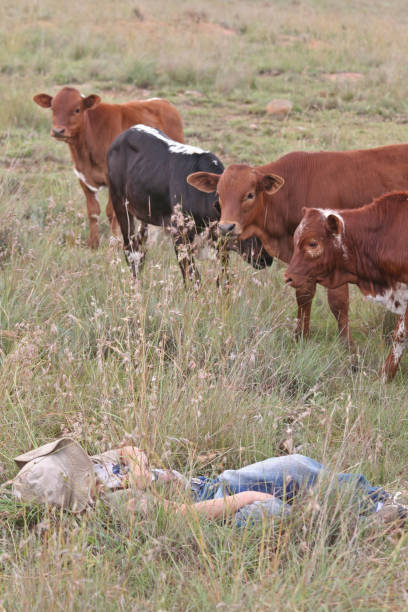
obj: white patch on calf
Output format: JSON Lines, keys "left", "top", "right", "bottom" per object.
{"left": 294, "top": 218, "right": 307, "bottom": 246}
{"left": 317, "top": 208, "right": 348, "bottom": 257}
{"left": 128, "top": 251, "right": 144, "bottom": 264}
{"left": 305, "top": 244, "right": 323, "bottom": 258}
{"left": 319, "top": 208, "right": 345, "bottom": 228}
{"left": 145, "top": 97, "right": 161, "bottom": 101}
{"left": 73, "top": 167, "right": 101, "bottom": 194}
{"left": 391, "top": 316, "right": 407, "bottom": 364}
{"left": 127, "top": 250, "right": 144, "bottom": 275}
{"left": 131, "top": 124, "right": 208, "bottom": 155}
{"left": 366, "top": 282, "right": 408, "bottom": 315}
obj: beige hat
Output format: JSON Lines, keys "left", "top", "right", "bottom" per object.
{"left": 12, "top": 438, "right": 95, "bottom": 512}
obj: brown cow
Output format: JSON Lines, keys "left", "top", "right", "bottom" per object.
{"left": 187, "top": 145, "right": 408, "bottom": 343}
{"left": 33, "top": 87, "right": 184, "bottom": 248}
{"left": 284, "top": 192, "right": 408, "bottom": 381}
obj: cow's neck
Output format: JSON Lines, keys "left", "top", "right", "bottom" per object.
{"left": 260, "top": 202, "right": 295, "bottom": 263}
{"left": 338, "top": 211, "right": 397, "bottom": 296}
{"left": 68, "top": 115, "right": 106, "bottom": 187}
{"left": 243, "top": 223, "right": 292, "bottom": 262}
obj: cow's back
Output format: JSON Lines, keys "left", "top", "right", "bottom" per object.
{"left": 130, "top": 99, "right": 184, "bottom": 143}
{"left": 272, "top": 144, "right": 408, "bottom": 212}
{"left": 108, "top": 126, "right": 223, "bottom": 226}
{"left": 108, "top": 127, "right": 173, "bottom": 225}
{"left": 168, "top": 146, "right": 223, "bottom": 226}
{"left": 106, "top": 99, "right": 184, "bottom": 143}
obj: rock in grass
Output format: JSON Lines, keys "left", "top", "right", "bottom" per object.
{"left": 266, "top": 99, "right": 293, "bottom": 117}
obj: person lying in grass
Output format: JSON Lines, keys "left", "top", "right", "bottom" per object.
{"left": 9, "top": 440, "right": 407, "bottom": 525}
{"left": 117, "top": 447, "right": 407, "bottom": 526}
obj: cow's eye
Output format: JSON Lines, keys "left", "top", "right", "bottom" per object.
{"left": 308, "top": 240, "right": 318, "bottom": 248}
{"left": 246, "top": 192, "right": 255, "bottom": 200}
{"left": 75, "top": 107, "right": 81, "bottom": 114}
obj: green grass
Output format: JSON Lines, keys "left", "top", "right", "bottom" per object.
{"left": 1, "top": 0, "right": 408, "bottom": 609}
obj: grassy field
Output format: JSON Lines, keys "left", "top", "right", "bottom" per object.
{"left": 1, "top": 0, "right": 408, "bottom": 609}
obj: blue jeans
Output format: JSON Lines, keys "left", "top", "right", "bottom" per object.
{"left": 191, "top": 454, "right": 389, "bottom": 524}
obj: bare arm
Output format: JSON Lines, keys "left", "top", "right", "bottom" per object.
{"left": 166, "top": 490, "right": 276, "bottom": 520}
{"left": 119, "top": 446, "right": 151, "bottom": 489}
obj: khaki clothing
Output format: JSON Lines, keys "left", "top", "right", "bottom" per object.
{"left": 12, "top": 439, "right": 129, "bottom": 512}
{"left": 12, "top": 438, "right": 95, "bottom": 512}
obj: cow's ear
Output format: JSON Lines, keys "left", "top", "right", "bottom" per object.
{"left": 187, "top": 172, "right": 220, "bottom": 193}
{"left": 301, "top": 206, "right": 308, "bottom": 216}
{"left": 326, "top": 213, "right": 342, "bottom": 235}
{"left": 82, "top": 94, "right": 101, "bottom": 110}
{"left": 33, "top": 93, "right": 53, "bottom": 108}
{"left": 260, "top": 173, "right": 285, "bottom": 195}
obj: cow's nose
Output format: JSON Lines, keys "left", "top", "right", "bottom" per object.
{"left": 52, "top": 127, "right": 65, "bottom": 137}
{"left": 284, "top": 271, "right": 294, "bottom": 286}
{"left": 218, "top": 223, "right": 236, "bottom": 235}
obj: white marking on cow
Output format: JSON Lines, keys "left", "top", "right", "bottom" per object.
{"left": 319, "top": 208, "right": 345, "bottom": 228}
{"left": 73, "top": 167, "right": 101, "bottom": 193}
{"left": 317, "top": 208, "right": 348, "bottom": 256}
{"left": 366, "top": 282, "right": 408, "bottom": 315}
{"left": 212, "top": 159, "right": 219, "bottom": 166}
{"left": 127, "top": 250, "right": 144, "bottom": 275}
{"left": 294, "top": 218, "right": 307, "bottom": 246}
{"left": 305, "top": 244, "right": 323, "bottom": 258}
{"left": 128, "top": 251, "right": 143, "bottom": 264}
{"left": 145, "top": 97, "right": 161, "bottom": 101}
{"left": 391, "top": 316, "right": 407, "bottom": 365}
{"left": 131, "top": 124, "right": 209, "bottom": 155}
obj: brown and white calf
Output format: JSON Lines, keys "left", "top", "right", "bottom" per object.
{"left": 284, "top": 192, "right": 408, "bottom": 380}
{"left": 187, "top": 145, "right": 408, "bottom": 344}
{"left": 33, "top": 87, "right": 184, "bottom": 248}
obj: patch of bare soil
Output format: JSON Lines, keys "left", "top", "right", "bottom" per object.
{"left": 308, "top": 39, "right": 327, "bottom": 50}
{"left": 278, "top": 35, "right": 328, "bottom": 49}
{"left": 325, "top": 72, "right": 364, "bottom": 82}
{"left": 195, "top": 22, "right": 236, "bottom": 37}
{"left": 183, "top": 9, "right": 236, "bottom": 36}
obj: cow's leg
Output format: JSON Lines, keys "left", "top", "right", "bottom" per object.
{"left": 294, "top": 280, "right": 316, "bottom": 339}
{"left": 327, "top": 284, "right": 353, "bottom": 347}
{"left": 170, "top": 217, "right": 200, "bottom": 289}
{"left": 381, "top": 307, "right": 408, "bottom": 382}
{"left": 110, "top": 197, "right": 143, "bottom": 276}
{"left": 132, "top": 221, "right": 149, "bottom": 272}
{"left": 106, "top": 195, "right": 121, "bottom": 240}
{"left": 79, "top": 181, "right": 100, "bottom": 249}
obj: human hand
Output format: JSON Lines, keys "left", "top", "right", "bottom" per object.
{"left": 120, "top": 446, "right": 151, "bottom": 489}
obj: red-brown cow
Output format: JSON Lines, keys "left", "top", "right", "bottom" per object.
{"left": 284, "top": 191, "right": 408, "bottom": 380}
{"left": 33, "top": 87, "right": 184, "bottom": 248}
{"left": 187, "top": 145, "right": 408, "bottom": 343}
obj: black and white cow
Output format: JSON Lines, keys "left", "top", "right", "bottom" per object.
{"left": 107, "top": 125, "right": 273, "bottom": 285}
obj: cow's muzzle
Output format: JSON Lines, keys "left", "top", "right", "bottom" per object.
{"left": 284, "top": 268, "right": 312, "bottom": 289}
{"left": 284, "top": 269, "right": 300, "bottom": 288}
{"left": 52, "top": 127, "right": 68, "bottom": 139}
{"left": 218, "top": 222, "right": 237, "bottom": 236}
